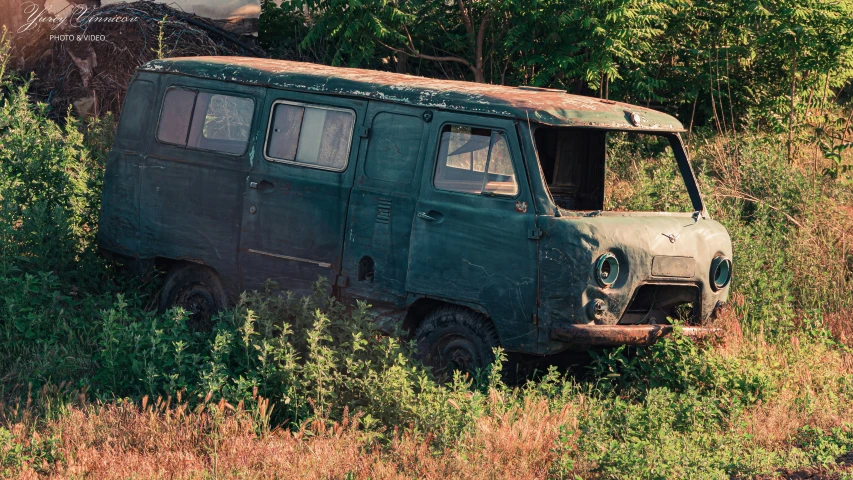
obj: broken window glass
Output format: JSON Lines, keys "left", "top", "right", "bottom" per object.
{"left": 157, "top": 87, "right": 254, "bottom": 155}
{"left": 187, "top": 93, "right": 254, "bottom": 154}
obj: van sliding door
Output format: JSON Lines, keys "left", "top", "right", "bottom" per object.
{"left": 239, "top": 91, "right": 368, "bottom": 295}
{"left": 339, "top": 102, "right": 430, "bottom": 307}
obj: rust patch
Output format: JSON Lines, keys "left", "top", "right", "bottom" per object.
{"left": 551, "top": 324, "right": 719, "bottom": 347}
{"left": 140, "top": 57, "right": 685, "bottom": 131}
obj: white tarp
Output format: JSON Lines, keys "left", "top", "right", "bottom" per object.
{"left": 69, "top": 0, "right": 260, "bottom": 19}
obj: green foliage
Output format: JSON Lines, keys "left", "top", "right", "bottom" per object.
{"left": 0, "top": 80, "right": 113, "bottom": 285}
{"left": 506, "top": 0, "right": 678, "bottom": 96}
{"left": 795, "top": 425, "right": 853, "bottom": 466}
{"left": 604, "top": 132, "right": 695, "bottom": 212}
{"left": 261, "top": 0, "right": 502, "bottom": 81}
{"left": 589, "top": 330, "right": 775, "bottom": 407}
{"left": 578, "top": 389, "right": 761, "bottom": 479}
{"left": 261, "top": 0, "right": 853, "bottom": 133}
{"left": 0, "top": 427, "right": 63, "bottom": 477}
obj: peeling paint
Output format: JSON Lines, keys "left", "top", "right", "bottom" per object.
{"left": 140, "top": 57, "right": 686, "bottom": 131}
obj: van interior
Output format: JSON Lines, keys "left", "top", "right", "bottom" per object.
{"left": 534, "top": 127, "right": 606, "bottom": 211}
{"left": 533, "top": 127, "right": 692, "bottom": 212}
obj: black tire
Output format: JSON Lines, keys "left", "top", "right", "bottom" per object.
{"left": 414, "top": 306, "right": 500, "bottom": 381}
{"left": 158, "top": 263, "right": 229, "bottom": 331}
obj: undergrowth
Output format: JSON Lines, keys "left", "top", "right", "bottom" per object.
{"left": 2, "top": 38, "right": 853, "bottom": 479}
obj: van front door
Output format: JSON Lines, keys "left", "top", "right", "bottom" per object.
{"left": 239, "top": 92, "right": 367, "bottom": 296}
{"left": 406, "top": 112, "right": 539, "bottom": 352}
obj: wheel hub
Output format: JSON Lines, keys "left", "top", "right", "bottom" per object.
{"left": 434, "top": 335, "right": 481, "bottom": 378}
{"left": 175, "top": 282, "right": 216, "bottom": 331}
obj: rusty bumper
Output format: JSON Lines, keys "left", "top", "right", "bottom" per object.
{"left": 550, "top": 324, "right": 718, "bottom": 347}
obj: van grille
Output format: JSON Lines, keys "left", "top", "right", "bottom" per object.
{"left": 619, "top": 284, "right": 700, "bottom": 325}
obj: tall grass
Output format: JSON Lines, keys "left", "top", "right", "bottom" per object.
{"left": 2, "top": 40, "right": 853, "bottom": 477}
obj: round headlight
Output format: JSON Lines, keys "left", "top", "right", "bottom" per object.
{"left": 710, "top": 256, "right": 732, "bottom": 291}
{"left": 595, "top": 253, "right": 619, "bottom": 288}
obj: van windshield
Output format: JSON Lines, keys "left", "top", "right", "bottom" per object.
{"left": 534, "top": 127, "right": 695, "bottom": 212}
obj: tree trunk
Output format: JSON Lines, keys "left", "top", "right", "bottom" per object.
{"left": 472, "top": 66, "right": 485, "bottom": 83}
{"left": 396, "top": 52, "right": 408, "bottom": 74}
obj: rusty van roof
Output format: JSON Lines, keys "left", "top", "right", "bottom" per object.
{"left": 139, "top": 56, "right": 685, "bottom": 131}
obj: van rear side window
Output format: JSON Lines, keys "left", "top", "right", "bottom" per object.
{"left": 156, "top": 87, "right": 254, "bottom": 155}
{"left": 434, "top": 125, "right": 518, "bottom": 196}
{"left": 265, "top": 102, "right": 355, "bottom": 171}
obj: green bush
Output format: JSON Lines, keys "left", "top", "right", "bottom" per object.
{"left": 3, "top": 27, "right": 853, "bottom": 479}
{"left": 589, "top": 330, "right": 776, "bottom": 407}
{"left": 0, "top": 426, "right": 63, "bottom": 477}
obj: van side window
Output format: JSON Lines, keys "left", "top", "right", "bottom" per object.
{"left": 156, "top": 87, "right": 254, "bottom": 155}
{"left": 434, "top": 125, "right": 518, "bottom": 196}
{"left": 157, "top": 88, "right": 196, "bottom": 146}
{"left": 265, "top": 102, "right": 355, "bottom": 171}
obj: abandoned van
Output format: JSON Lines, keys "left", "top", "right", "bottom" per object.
{"left": 98, "top": 56, "right": 733, "bottom": 374}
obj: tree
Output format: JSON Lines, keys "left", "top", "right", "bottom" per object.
{"left": 260, "top": 0, "right": 853, "bottom": 133}
{"left": 262, "top": 0, "right": 505, "bottom": 82}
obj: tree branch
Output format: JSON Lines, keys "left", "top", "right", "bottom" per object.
{"left": 373, "top": 36, "right": 472, "bottom": 67}
{"left": 716, "top": 191, "right": 803, "bottom": 228}
{"left": 457, "top": 0, "right": 475, "bottom": 41}
{"left": 402, "top": 23, "right": 417, "bottom": 53}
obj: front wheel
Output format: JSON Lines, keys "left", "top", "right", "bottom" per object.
{"left": 414, "top": 306, "right": 500, "bottom": 381}
{"left": 158, "top": 263, "right": 229, "bottom": 331}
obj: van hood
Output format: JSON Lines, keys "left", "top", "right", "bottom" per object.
{"left": 536, "top": 211, "right": 732, "bottom": 352}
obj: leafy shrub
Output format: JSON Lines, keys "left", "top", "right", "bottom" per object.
{"left": 3, "top": 27, "right": 853, "bottom": 479}
{"left": 589, "top": 330, "right": 776, "bottom": 409}
{"left": 795, "top": 425, "right": 853, "bottom": 466}
{"left": 0, "top": 426, "right": 63, "bottom": 477}
{"left": 0, "top": 89, "right": 112, "bottom": 289}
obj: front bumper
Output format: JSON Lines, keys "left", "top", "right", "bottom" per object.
{"left": 550, "top": 324, "right": 718, "bottom": 347}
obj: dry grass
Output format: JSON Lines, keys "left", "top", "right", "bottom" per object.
{"left": 5, "top": 393, "right": 578, "bottom": 479}
{"left": 712, "top": 292, "right": 747, "bottom": 355}
{"left": 788, "top": 200, "right": 853, "bottom": 314}
{"left": 700, "top": 293, "right": 853, "bottom": 456}
{"left": 4, "top": 315, "right": 853, "bottom": 478}
{"left": 824, "top": 309, "right": 853, "bottom": 348}
{"left": 734, "top": 321, "right": 853, "bottom": 452}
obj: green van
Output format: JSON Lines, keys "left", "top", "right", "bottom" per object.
{"left": 99, "top": 56, "right": 732, "bottom": 374}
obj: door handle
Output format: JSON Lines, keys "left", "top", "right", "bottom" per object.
{"left": 418, "top": 212, "right": 437, "bottom": 222}
{"left": 249, "top": 180, "right": 275, "bottom": 192}
{"left": 417, "top": 211, "right": 436, "bottom": 221}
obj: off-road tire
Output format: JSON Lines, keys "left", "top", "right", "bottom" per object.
{"left": 414, "top": 306, "right": 500, "bottom": 381}
{"left": 158, "top": 263, "right": 229, "bottom": 331}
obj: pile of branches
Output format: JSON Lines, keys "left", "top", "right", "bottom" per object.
{"left": 10, "top": 1, "right": 265, "bottom": 119}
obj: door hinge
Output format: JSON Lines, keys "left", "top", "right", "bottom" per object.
{"left": 531, "top": 313, "right": 538, "bottom": 325}
{"left": 528, "top": 227, "right": 542, "bottom": 240}
{"left": 358, "top": 126, "right": 370, "bottom": 138}
{"left": 335, "top": 275, "right": 348, "bottom": 288}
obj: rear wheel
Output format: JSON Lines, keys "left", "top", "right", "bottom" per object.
{"left": 158, "top": 264, "right": 229, "bottom": 331}
{"left": 414, "top": 306, "right": 499, "bottom": 381}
